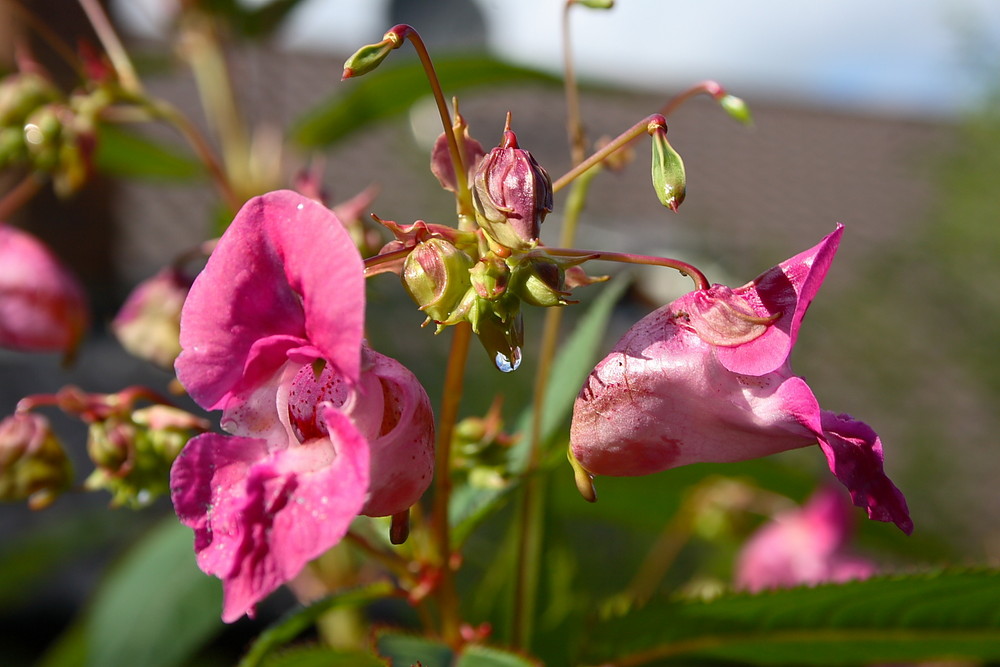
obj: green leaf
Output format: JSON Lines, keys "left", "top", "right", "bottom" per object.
{"left": 581, "top": 569, "right": 1000, "bottom": 665}
{"left": 448, "top": 276, "right": 630, "bottom": 547}
{"left": 86, "top": 518, "right": 223, "bottom": 667}
{"left": 259, "top": 645, "right": 387, "bottom": 667}
{"left": 238, "top": 581, "right": 396, "bottom": 667}
{"left": 293, "top": 55, "right": 559, "bottom": 148}
{"left": 94, "top": 124, "right": 204, "bottom": 181}
{"left": 375, "top": 631, "right": 454, "bottom": 667}
{"left": 456, "top": 644, "right": 541, "bottom": 667}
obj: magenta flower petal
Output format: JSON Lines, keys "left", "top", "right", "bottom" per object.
{"left": 0, "top": 222, "right": 89, "bottom": 357}
{"left": 170, "top": 408, "right": 369, "bottom": 622}
{"left": 176, "top": 191, "right": 365, "bottom": 412}
{"left": 715, "top": 224, "right": 842, "bottom": 376}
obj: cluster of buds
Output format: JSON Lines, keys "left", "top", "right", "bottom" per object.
{"left": 0, "top": 66, "right": 110, "bottom": 196}
{"left": 450, "top": 398, "right": 518, "bottom": 489}
{"left": 6, "top": 386, "right": 208, "bottom": 509}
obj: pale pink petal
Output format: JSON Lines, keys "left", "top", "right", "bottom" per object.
{"left": 431, "top": 127, "right": 485, "bottom": 193}
{"left": 716, "top": 224, "right": 842, "bottom": 376}
{"left": 176, "top": 191, "right": 365, "bottom": 412}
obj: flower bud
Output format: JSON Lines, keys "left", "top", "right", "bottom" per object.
{"left": 512, "top": 257, "right": 570, "bottom": 308}
{"left": 469, "top": 254, "right": 510, "bottom": 301}
{"left": 649, "top": 123, "right": 686, "bottom": 212}
{"left": 402, "top": 238, "right": 474, "bottom": 323}
{"left": 0, "top": 413, "right": 72, "bottom": 509}
{"left": 431, "top": 111, "right": 485, "bottom": 194}
{"left": 474, "top": 308, "right": 524, "bottom": 373}
{"left": 0, "top": 222, "right": 89, "bottom": 360}
{"left": 473, "top": 124, "right": 553, "bottom": 250}
{"left": 341, "top": 27, "right": 405, "bottom": 79}
{"left": 719, "top": 94, "right": 752, "bottom": 125}
{"left": 0, "top": 72, "right": 60, "bottom": 127}
{"left": 112, "top": 267, "right": 191, "bottom": 369}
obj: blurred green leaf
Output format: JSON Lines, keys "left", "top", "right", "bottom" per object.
{"left": 199, "top": 0, "right": 307, "bottom": 39}
{"left": 85, "top": 518, "right": 222, "bottom": 667}
{"left": 293, "top": 55, "right": 559, "bottom": 148}
{"left": 239, "top": 582, "right": 395, "bottom": 667}
{"left": 449, "top": 276, "right": 630, "bottom": 547}
{"left": 456, "top": 644, "right": 541, "bottom": 666}
{"left": 582, "top": 568, "right": 1000, "bottom": 665}
{"left": 375, "top": 631, "right": 453, "bottom": 667}
{"left": 95, "top": 124, "right": 204, "bottom": 181}
{"left": 259, "top": 645, "right": 387, "bottom": 667}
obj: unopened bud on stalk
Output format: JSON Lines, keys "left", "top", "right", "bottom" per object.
{"left": 474, "top": 309, "right": 524, "bottom": 373}
{"left": 341, "top": 27, "right": 406, "bottom": 79}
{"left": 575, "top": 0, "right": 615, "bottom": 8}
{"left": 473, "top": 118, "right": 553, "bottom": 251}
{"left": 0, "top": 413, "right": 72, "bottom": 510}
{"left": 719, "top": 94, "right": 752, "bottom": 125}
{"left": 469, "top": 254, "right": 510, "bottom": 301}
{"left": 512, "top": 257, "right": 571, "bottom": 308}
{"left": 0, "top": 72, "right": 60, "bottom": 127}
{"left": 648, "top": 119, "right": 686, "bottom": 212}
{"left": 401, "top": 238, "right": 474, "bottom": 324}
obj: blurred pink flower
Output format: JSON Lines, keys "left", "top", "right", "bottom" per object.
{"left": 571, "top": 225, "right": 911, "bottom": 534}
{"left": 170, "top": 191, "right": 434, "bottom": 622}
{"left": 112, "top": 266, "right": 191, "bottom": 369}
{"left": 0, "top": 222, "right": 88, "bottom": 359}
{"left": 735, "top": 487, "right": 876, "bottom": 592}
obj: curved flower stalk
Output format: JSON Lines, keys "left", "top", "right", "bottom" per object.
{"left": 170, "top": 190, "right": 435, "bottom": 622}
{"left": 734, "top": 486, "right": 876, "bottom": 592}
{"left": 570, "top": 225, "right": 912, "bottom": 534}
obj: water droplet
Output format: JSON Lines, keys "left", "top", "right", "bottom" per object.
{"left": 296, "top": 203, "right": 304, "bottom": 210}
{"left": 494, "top": 347, "right": 522, "bottom": 373}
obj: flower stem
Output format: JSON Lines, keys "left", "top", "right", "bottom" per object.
{"left": 659, "top": 79, "right": 727, "bottom": 118}
{"left": 430, "top": 321, "right": 473, "bottom": 647}
{"left": 551, "top": 114, "right": 666, "bottom": 193}
{"left": 0, "top": 173, "right": 44, "bottom": 220}
{"left": 390, "top": 25, "right": 475, "bottom": 222}
{"left": 545, "top": 247, "right": 710, "bottom": 291}
{"left": 77, "top": 0, "right": 143, "bottom": 94}
{"left": 562, "top": 0, "right": 586, "bottom": 166}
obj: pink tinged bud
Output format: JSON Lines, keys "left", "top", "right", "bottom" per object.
{"left": 0, "top": 412, "right": 72, "bottom": 509}
{"left": 341, "top": 27, "right": 405, "bottom": 79}
{"left": 735, "top": 487, "right": 876, "bottom": 592}
{"left": 112, "top": 267, "right": 191, "bottom": 369}
{"left": 431, "top": 114, "right": 486, "bottom": 194}
{"left": 472, "top": 127, "right": 553, "bottom": 250}
{"left": 570, "top": 226, "right": 912, "bottom": 534}
{"left": 0, "top": 223, "right": 89, "bottom": 360}
{"left": 649, "top": 123, "right": 685, "bottom": 212}
{"left": 401, "top": 238, "right": 474, "bottom": 323}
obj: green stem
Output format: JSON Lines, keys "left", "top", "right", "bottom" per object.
{"left": 544, "top": 247, "right": 710, "bottom": 291}
{"left": 77, "top": 0, "right": 143, "bottom": 94}
{"left": 430, "top": 321, "right": 473, "bottom": 647}
{"left": 551, "top": 114, "right": 666, "bottom": 193}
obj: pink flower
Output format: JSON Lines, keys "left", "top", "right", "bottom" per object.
{"left": 570, "top": 225, "right": 912, "bottom": 534}
{"left": 735, "top": 487, "right": 877, "bottom": 592}
{"left": 0, "top": 222, "right": 89, "bottom": 359}
{"left": 170, "top": 190, "right": 435, "bottom": 622}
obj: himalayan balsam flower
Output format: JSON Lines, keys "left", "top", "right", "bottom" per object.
{"left": 735, "top": 487, "right": 876, "bottom": 592}
{"left": 0, "top": 222, "right": 88, "bottom": 358}
{"left": 570, "top": 225, "right": 912, "bottom": 534}
{"left": 170, "top": 190, "right": 434, "bottom": 622}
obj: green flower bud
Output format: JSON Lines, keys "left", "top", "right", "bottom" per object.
{"left": 84, "top": 405, "right": 207, "bottom": 508}
{"left": 576, "top": 0, "right": 615, "bottom": 8}
{"left": 23, "top": 104, "right": 63, "bottom": 171}
{"left": 0, "top": 72, "right": 60, "bottom": 127}
{"left": 719, "top": 94, "right": 752, "bottom": 125}
{"left": 469, "top": 254, "right": 510, "bottom": 301}
{"left": 402, "top": 238, "right": 474, "bottom": 323}
{"left": 474, "top": 308, "right": 524, "bottom": 373}
{"left": 473, "top": 124, "right": 553, "bottom": 251}
{"left": 512, "top": 257, "right": 570, "bottom": 308}
{"left": 649, "top": 123, "right": 686, "bottom": 212}
{"left": 0, "top": 413, "right": 72, "bottom": 510}
{"left": 341, "top": 27, "right": 405, "bottom": 79}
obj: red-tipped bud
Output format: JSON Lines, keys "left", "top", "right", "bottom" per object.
{"left": 473, "top": 124, "right": 553, "bottom": 250}
{"left": 649, "top": 121, "right": 686, "bottom": 212}
{"left": 341, "top": 26, "right": 406, "bottom": 79}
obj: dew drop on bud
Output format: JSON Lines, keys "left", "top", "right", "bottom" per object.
{"left": 494, "top": 347, "right": 522, "bottom": 373}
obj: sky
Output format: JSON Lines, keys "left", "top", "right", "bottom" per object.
{"left": 113, "top": 0, "right": 1000, "bottom": 117}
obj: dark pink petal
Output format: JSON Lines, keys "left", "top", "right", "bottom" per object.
{"left": 176, "top": 191, "right": 364, "bottom": 412}
{"left": 815, "top": 411, "right": 913, "bottom": 535}
{"left": 0, "top": 223, "right": 89, "bottom": 357}
{"left": 716, "top": 224, "right": 843, "bottom": 376}
{"left": 170, "top": 409, "right": 369, "bottom": 622}
{"left": 430, "top": 126, "right": 485, "bottom": 193}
